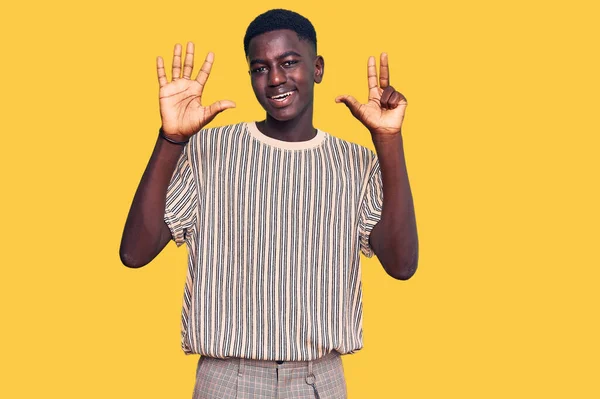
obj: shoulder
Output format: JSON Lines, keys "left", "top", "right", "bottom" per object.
{"left": 321, "top": 130, "right": 377, "bottom": 166}
{"left": 197, "top": 121, "right": 247, "bottom": 137}
{"left": 189, "top": 122, "right": 248, "bottom": 146}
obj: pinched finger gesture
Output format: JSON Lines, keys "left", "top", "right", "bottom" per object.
{"left": 157, "top": 42, "right": 235, "bottom": 140}
{"left": 336, "top": 53, "right": 407, "bottom": 138}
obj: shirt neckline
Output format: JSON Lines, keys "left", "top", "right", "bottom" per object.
{"left": 245, "top": 121, "right": 327, "bottom": 150}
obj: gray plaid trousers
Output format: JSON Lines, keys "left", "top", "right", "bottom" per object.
{"left": 192, "top": 350, "right": 347, "bottom": 398}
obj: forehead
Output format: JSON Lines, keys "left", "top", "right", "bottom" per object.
{"left": 247, "top": 29, "right": 313, "bottom": 60}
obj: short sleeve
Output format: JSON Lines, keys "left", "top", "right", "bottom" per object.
{"left": 164, "top": 144, "right": 199, "bottom": 247}
{"left": 358, "top": 156, "right": 384, "bottom": 257}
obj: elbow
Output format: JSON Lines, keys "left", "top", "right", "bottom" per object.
{"left": 388, "top": 261, "right": 418, "bottom": 280}
{"left": 119, "top": 248, "right": 150, "bottom": 269}
{"left": 384, "top": 252, "right": 419, "bottom": 281}
{"left": 371, "top": 222, "right": 419, "bottom": 281}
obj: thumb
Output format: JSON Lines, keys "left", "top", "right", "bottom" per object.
{"left": 205, "top": 100, "right": 236, "bottom": 121}
{"left": 335, "top": 95, "right": 362, "bottom": 117}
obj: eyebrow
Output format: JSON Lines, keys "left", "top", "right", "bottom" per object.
{"left": 249, "top": 51, "right": 303, "bottom": 65}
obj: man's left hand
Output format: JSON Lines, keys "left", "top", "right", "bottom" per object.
{"left": 336, "top": 53, "right": 407, "bottom": 140}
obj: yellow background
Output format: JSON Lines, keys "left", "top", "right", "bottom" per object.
{"left": 1, "top": 0, "right": 598, "bottom": 397}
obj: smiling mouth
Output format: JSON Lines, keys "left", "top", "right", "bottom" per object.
{"left": 268, "top": 91, "right": 295, "bottom": 101}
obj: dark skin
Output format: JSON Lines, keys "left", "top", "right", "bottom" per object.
{"left": 119, "top": 44, "right": 235, "bottom": 267}
{"left": 120, "top": 30, "right": 418, "bottom": 280}
{"left": 336, "top": 54, "right": 419, "bottom": 280}
{"left": 247, "top": 30, "right": 323, "bottom": 142}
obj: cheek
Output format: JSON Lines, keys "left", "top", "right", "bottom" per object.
{"left": 250, "top": 79, "right": 264, "bottom": 99}
{"left": 293, "top": 69, "right": 313, "bottom": 90}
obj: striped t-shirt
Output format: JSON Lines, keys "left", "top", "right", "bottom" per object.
{"left": 164, "top": 121, "right": 383, "bottom": 361}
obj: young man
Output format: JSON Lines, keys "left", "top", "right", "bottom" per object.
{"left": 120, "top": 8, "right": 418, "bottom": 399}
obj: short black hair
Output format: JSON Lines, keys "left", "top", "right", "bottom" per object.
{"left": 244, "top": 9, "right": 317, "bottom": 56}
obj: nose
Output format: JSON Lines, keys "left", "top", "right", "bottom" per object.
{"left": 267, "top": 66, "right": 286, "bottom": 87}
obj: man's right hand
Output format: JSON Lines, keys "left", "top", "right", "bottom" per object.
{"left": 157, "top": 42, "right": 236, "bottom": 141}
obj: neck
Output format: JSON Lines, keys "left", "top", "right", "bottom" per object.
{"left": 257, "top": 107, "right": 316, "bottom": 142}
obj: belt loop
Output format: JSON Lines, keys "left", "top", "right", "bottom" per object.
{"left": 306, "top": 359, "right": 320, "bottom": 399}
{"left": 238, "top": 358, "right": 244, "bottom": 377}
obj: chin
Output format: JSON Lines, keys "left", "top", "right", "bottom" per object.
{"left": 263, "top": 105, "right": 301, "bottom": 122}
{"left": 267, "top": 110, "right": 298, "bottom": 121}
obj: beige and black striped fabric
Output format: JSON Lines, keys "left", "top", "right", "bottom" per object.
{"left": 164, "top": 122, "right": 383, "bottom": 361}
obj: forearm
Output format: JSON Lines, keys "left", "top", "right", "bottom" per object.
{"left": 370, "top": 132, "right": 419, "bottom": 280}
{"left": 119, "top": 135, "right": 185, "bottom": 267}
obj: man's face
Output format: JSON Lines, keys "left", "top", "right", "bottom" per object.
{"left": 247, "top": 29, "right": 323, "bottom": 122}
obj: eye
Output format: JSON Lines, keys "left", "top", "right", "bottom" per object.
{"left": 282, "top": 60, "right": 299, "bottom": 67}
{"left": 250, "top": 66, "right": 267, "bottom": 74}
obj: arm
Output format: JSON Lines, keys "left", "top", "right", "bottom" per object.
{"left": 119, "top": 42, "right": 235, "bottom": 268}
{"left": 336, "top": 53, "right": 418, "bottom": 280}
{"left": 369, "top": 133, "right": 418, "bottom": 280}
{"left": 119, "top": 137, "right": 185, "bottom": 268}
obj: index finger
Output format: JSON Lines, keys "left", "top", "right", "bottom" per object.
{"left": 195, "top": 52, "right": 214, "bottom": 94}
{"left": 379, "top": 53, "right": 390, "bottom": 89}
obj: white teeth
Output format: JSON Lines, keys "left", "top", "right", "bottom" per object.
{"left": 271, "top": 91, "right": 293, "bottom": 100}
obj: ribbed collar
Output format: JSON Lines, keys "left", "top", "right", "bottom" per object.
{"left": 246, "top": 121, "right": 327, "bottom": 150}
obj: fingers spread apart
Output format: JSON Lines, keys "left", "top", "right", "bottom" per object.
{"left": 156, "top": 43, "right": 216, "bottom": 94}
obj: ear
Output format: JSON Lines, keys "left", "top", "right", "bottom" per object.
{"left": 314, "top": 55, "right": 324, "bottom": 84}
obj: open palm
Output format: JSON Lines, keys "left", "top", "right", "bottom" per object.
{"left": 336, "top": 53, "right": 407, "bottom": 138}
{"left": 157, "top": 42, "right": 235, "bottom": 140}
